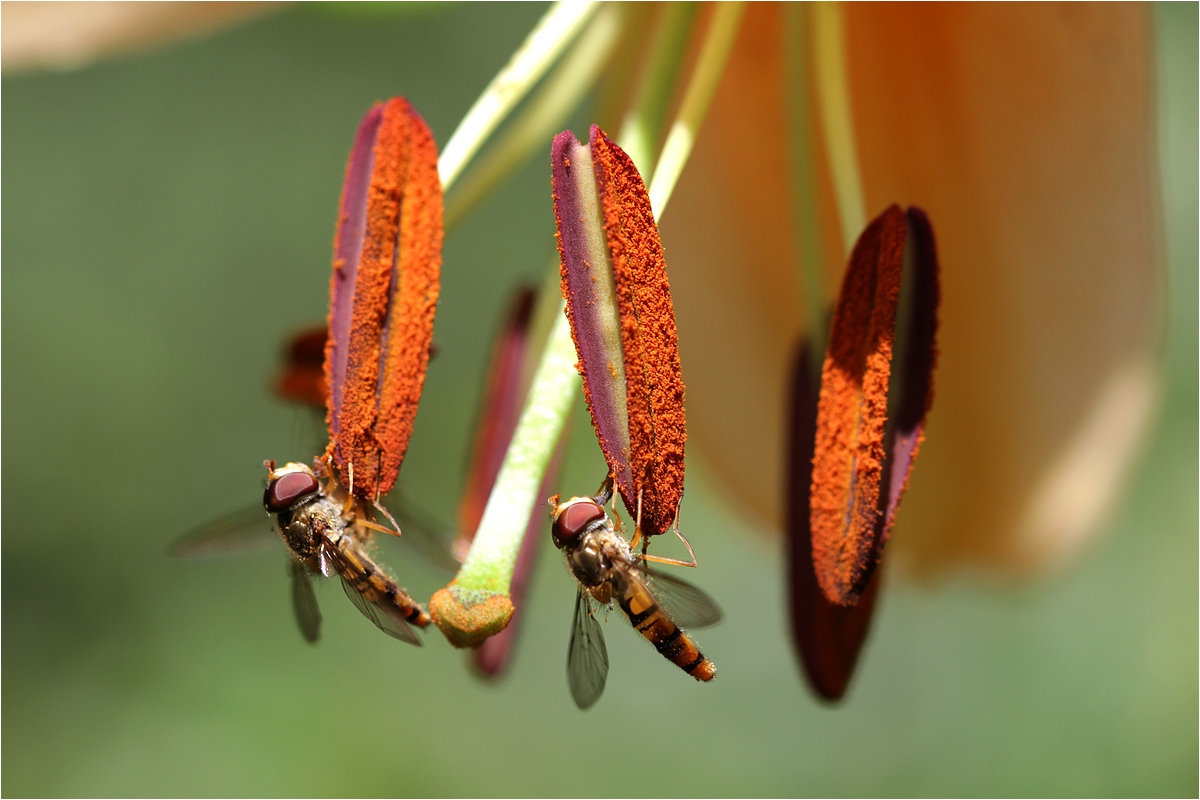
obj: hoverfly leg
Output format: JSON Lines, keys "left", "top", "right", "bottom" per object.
{"left": 358, "top": 518, "right": 399, "bottom": 537}
{"left": 635, "top": 495, "right": 698, "bottom": 568}
{"left": 638, "top": 551, "right": 698, "bottom": 568}
{"left": 636, "top": 488, "right": 649, "bottom": 562}
{"left": 316, "top": 546, "right": 333, "bottom": 578}
{"left": 667, "top": 494, "right": 699, "bottom": 567}
{"left": 593, "top": 472, "right": 615, "bottom": 506}
{"left": 371, "top": 499, "right": 404, "bottom": 537}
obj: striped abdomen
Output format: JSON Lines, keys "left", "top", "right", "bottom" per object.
{"left": 331, "top": 537, "right": 431, "bottom": 628}
{"left": 617, "top": 575, "right": 716, "bottom": 681}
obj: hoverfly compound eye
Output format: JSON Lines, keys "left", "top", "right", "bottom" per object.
{"left": 551, "top": 499, "right": 606, "bottom": 549}
{"left": 263, "top": 467, "right": 320, "bottom": 513}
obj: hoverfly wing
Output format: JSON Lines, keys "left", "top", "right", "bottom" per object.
{"left": 289, "top": 559, "right": 322, "bottom": 643}
{"left": 567, "top": 589, "right": 609, "bottom": 709}
{"left": 170, "top": 505, "right": 277, "bottom": 560}
{"left": 641, "top": 566, "right": 723, "bottom": 629}
{"left": 338, "top": 576, "right": 422, "bottom": 646}
{"left": 340, "top": 575, "right": 424, "bottom": 642}
{"left": 321, "top": 540, "right": 424, "bottom": 646}
{"left": 387, "top": 489, "right": 461, "bottom": 573}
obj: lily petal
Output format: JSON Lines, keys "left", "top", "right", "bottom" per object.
{"left": 664, "top": 4, "right": 1158, "bottom": 572}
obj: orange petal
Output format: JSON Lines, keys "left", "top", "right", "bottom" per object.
{"left": 1, "top": 2, "right": 278, "bottom": 74}
{"left": 273, "top": 325, "right": 328, "bottom": 410}
{"left": 664, "top": 4, "right": 1159, "bottom": 572}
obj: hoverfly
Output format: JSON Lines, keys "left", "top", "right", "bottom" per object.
{"left": 548, "top": 478, "right": 722, "bottom": 709}
{"left": 173, "top": 458, "right": 431, "bottom": 646}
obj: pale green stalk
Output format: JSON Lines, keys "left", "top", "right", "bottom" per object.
{"left": 435, "top": 0, "right": 743, "bottom": 643}
{"left": 811, "top": 1, "right": 866, "bottom": 255}
{"left": 437, "top": 0, "right": 598, "bottom": 191}
{"left": 784, "top": 3, "right": 829, "bottom": 367}
{"left": 648, "top": 2, "right": 745, "bottom": 219}
{"left": 618, "top": 2, "right": 699, "bottom": 176}
{"left": 443, "top": 4, "right": 621, "bottom": 230}
{"left": 450, "top": 311, "right": 577, "bottom": 596}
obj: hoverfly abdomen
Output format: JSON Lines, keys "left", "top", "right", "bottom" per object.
{"left": 617, "top": 574, "right": 715, "bottom": 682}
{"left": 329, "top": 531, "right": 432, "bottom": 631}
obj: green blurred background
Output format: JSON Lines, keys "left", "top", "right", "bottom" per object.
{"left": 3, "top": 3, "right": 1196, "bottom": 796}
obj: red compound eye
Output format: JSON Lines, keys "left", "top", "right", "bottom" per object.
{"left": 551, "top": 500, "right": 605, "bottom": 549}
{"left": 264, "top": 470, "right": 320, "bottom": 513}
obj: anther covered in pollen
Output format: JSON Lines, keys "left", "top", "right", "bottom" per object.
{"left": 552, "top": 124, "right": 686, "bottom": 541}
{"left": 809, "top": 206, "right": 941, "bottom": 606}
{"left": 326, "top": 97, "right": 444, "bottom": 502}
{"left": 792, "top": 204, "right": 939, "bottom": 698}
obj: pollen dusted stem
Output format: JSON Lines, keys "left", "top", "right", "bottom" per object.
{"left": 429, "top": 310, "right": 578, "bottom": 648}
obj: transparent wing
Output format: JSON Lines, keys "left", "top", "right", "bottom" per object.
{"left": 338, "top": 576, "right": 422, "bottom": 646}
{"left": 289, "top": 559, "right": 321, "bottom": 643}
{"left": 322, "top": 540, "right": 423, "bottom": 647}
{"left": 385, "top": 490, "right": 461, "bottom": 574}
{"left": 170, "top": 505, "right": 277, "bottom": 560}
{"left": 641, "top": 566, "right": 723, "bottom": 629}
{"left": 567, "top": 589, "right": 608, "bottom": 710}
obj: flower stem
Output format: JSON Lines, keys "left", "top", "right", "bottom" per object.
{"left": 431, "top": 0, "right": 744, "bottom": 648}
{"left": 618, "top": 2, "right": 699, "bottom": 176}
{"left": 437, "top": 0, "right": 599, "bottom": 192}
{"left": 648, "top": 2, "right": 745, "bottom": 219}
{"left": 811, "top": 1, "right": 866, "bottom": 255}
{"left": 443, "top": 4, "right": 621, "bottom": 230}
{"left": 784, "top": 3, "right": 829, "bottom": 366}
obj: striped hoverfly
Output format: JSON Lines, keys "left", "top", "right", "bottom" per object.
{"left": 549, "top": 477, "right": 722, "bottom": 709}
{"left": 173, "top": 458, "right": 432, "bottom": 646}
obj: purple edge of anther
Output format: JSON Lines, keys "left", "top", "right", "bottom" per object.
{"left": 328, "top": 103, "right": 383, "bottom": 435}
{"left": 880, "top": 206, "right": 940, "bottom": 534}
{"left": 551, "top": 128, "right": 631, "bottom": 491}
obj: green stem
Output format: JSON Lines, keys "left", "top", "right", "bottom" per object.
{"left": 452, "top": 310, "right": 576, "bottom": 597}
{"left": 784, "top": 3, "right": 829, "bottom": 368}
{"left": 437, "top": 0, "right": 599, "bottom": 191}
{"left": 811, "top": 1, "right": 866, "bottom": 255}
{"left": 432, "top": 0, "right": 744, "bottom": 648}
{"left": 443, "top": 4, "right": 621, "bottom": 230}
{"left": 648, "top": 2, "right": 745, "bottom": 219}
{"left": 618, "top": 2, "right": 699, "bottom": 176}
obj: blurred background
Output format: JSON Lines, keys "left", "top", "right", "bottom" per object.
{"left": 3, "top": 3, "right": 1195, "bottom": 796}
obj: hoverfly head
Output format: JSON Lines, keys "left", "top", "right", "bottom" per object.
{"left": 550, "top": 497, "right": 607, "bottom": 550}
{"left": 263, "top": 462, "right": 322, "bottom": 514}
